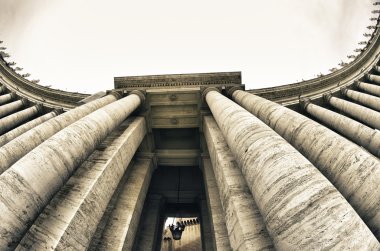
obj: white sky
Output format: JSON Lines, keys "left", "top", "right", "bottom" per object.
{"left": 0, "top": 0, "right": 376, "bottom": 94}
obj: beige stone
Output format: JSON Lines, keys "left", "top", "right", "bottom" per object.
{"left": 0, "top": 104, "right": 42, "bottom": 135}
{"left": 356, "top": 81, "right": 380, "bottom": 97}
{"left": 343, "top": 88, "right": 380, "bottom": 112}
{"left": 0, "top": 93, "right": 14, "bottom": 106}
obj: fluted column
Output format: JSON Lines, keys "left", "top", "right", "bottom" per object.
{"left": 0, "top": 93, "right": 118, "bottom": 174}
{"left": 0, "top": 110, "right": 60, "bottom": 147}
{"left": 202, "top": 157, "right": 232, "bottom": 251}
{"left": 205, "top": 88, "right": 379, "bottom": 249}
{"left": 302, "top": 99, "right": 380, "bottom": 158}
{"left": 367, "top": 73, "right": 380, "bottom": 84}
{"left": 0, "top": 92, "right": 14, "bottom": 105}
{"left": 132, "top": 195, "right": 163, "bottom": 251}
{"left": 203, "top": 116, "right": 274, "bottom": 250}
{"left": 0, "top": 91, "right": 145, "bottom": 249}
{"left": 0, "top": 98, "right": 26, "bottom": 119}
{"left": 326, "top": 94, "right": 380, "bottom": 129}
{"left": 0, "top": 104, "right": 42, "bottom": 135}
{"left": 96, "top": 158, "right": 154, "bottom": 250}
{"left": 231, "top": 89, "right": 380, "bottom": 240}
{"left": 356, "top": 81, "right": 380, "bottom": 97}
{"left": 17, "top": 117, "right": 147, "bottom": 250}
{"left": 343, "top": 87, "right": 380, "bottom": 112}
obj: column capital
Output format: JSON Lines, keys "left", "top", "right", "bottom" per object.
{"left": 323, "top": 93, "right": 333, "bottom": 103}
{"left": 53, "top": 108, "right": 64, "bottom": 116}
{"left": 226, "top": 86, "right": 244, "bottom": 97}
{"left": 35, "top": 104, "right": 44, "bottom": 113}
{"left": 299, "top": 97, "right": 311, "bottom": 110}
{"left": 340, "top": 87, "right": 348, "bottom": 96}
{"left": 108, "top": 90, "right": 123, "bottom": 100}
{"left": 353, "top": 80, "right": 361, "bottom": 88}
{"left": 129, "top": 90, "right": 146, "bottom": 103}
{"left": 366, "top": 73, "right": 373, "bottom": 82}
{"left": 20, "top": 98, "right": 29, "bottom": 106}
{"left": 201, "top": 87, "right": 221, "bottom": 103}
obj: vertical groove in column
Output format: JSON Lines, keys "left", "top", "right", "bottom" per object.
{"left": 0, "top": 93, "right": 15, "bottom": 106}
{"left": 203, "top": 117, "right": 274, "bottom": 251}
{"left": 0, "top": 99, "right": 25, "bottom": 119}
{"left": 367, "top": 73, "right": 380, "bottom": 85}
{"left": 16, "top": 117, "right": 147, "bottom": 250}
{"left": 327, "top": 94, "right": 380, "bottom": 129}
{"left": 0, "top": 104, "right": 42, "bottom": 135}
{"left": 0, "top": 110, "right": 60, "bottom": 147}
{"left": 232, "top": 90, "right": 380, "bottom": 240}
{"left": 0, "top": 93, "right": 144, "bottom": 250}
{"left": 0, "top": 93, "right": 118, "bottom": 174}
{"left": 303, "top": 100, "right": 380, "bottom": 158}
{"left": 96, "top": 158, "right": 154, "bottom": 251}
{"left": 343, "top": 88, "right": 380, "bottom": 112}
{"left": 206, "top": 89, "right": 379, "bottom": 249}
{"left": 356, "top": 81, "right": 380, "bottom": 97}
{"left": 202, "top": 157, "right": 232, "bottom": 251}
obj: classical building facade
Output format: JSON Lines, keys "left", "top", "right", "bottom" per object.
{"left": 1, "top": 21, "right": 380, "bottom": 251}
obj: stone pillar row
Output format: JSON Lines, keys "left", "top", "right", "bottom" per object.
{"left": 203, "top": 117, "right": 274, "bottom": 250}
{"left": 367, "top": 73, "right": 380, "bottom": 85}
{"left": 204, "top": 88, "right": 379, "bottom": 250}
{"left": 0, "top": 104, "right": 42, "bottom": 135}
{"left": 301, "top": 98, "right": 380, "bottom": 158}
{"left": 0, "top": 98, "right": 27, "bottom": 119}
{"left": 0, "top": 90, "right": 145, "bottom": 249}
{"left": 342, "top": 87, "right": 380, "bottom": 112}
{"left": 0, "top": 92, "right": 15, "bottom": 106}
{"left": 356, "top": 81, "right": 380, "bottom": 97}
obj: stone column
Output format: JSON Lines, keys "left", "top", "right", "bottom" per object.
{"left": 199, "top": 198, "right": 214, "bottom": 251}
{"left": 356, "top": 81, "right": 380, "bottom": 97}
{"left": 96, "top": 158, "right": 154, "bottom": 251}
{"left": 205, "top": 88, "right": 379, "bottom": 249}
{"left": 0, "top": 92, "right": 14, "bottom": 106}
{"left": 374, "top": 66, "right": 380, "bottom": 74}
{"left": 17, "top": 118, "right": 147, "bottom": 250}
{"left": 203, "top": 116, "right": 274, "bottom": 250}
{"left": 231, "top": 89, "right": 380, "bottom": 240}
{"left": 302, "top": 99, "right": 380, "bottom": 158}
{"left": 0, "top": 104, "right": 42, "bottom": 135}
{"left": 0, "top": 85, "right": 5, "bottom": 94}
{"left": 367, "top": 73, "right": 380, "bottom": 84}
{"left": 132, "top": 195, "right": 163, "bottom": 251}
{"left": 0, "top": 93, "right": 118, "bottom": 174}
{"left": 0, "top": 98, "right": 26, "bottom": 119}
{"left": 326, "top": 94, "right": 380, "bottom": 129}
{"left": 343, "top": 87, "right": 380, "bottom": 112}
{"left": 0, "top": 91, "right": 145, "bottom": 249}
{"left": 0, "top": 110, "right": 60, "bottom": 147}
{"left": 201, "top": 157, "right": 232, "bottom": 251}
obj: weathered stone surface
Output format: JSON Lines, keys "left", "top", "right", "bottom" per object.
{"left": 303, "top": 100, "right": 380, "bottom": 158}
{"left": 0, "top": 104, "right": 42, "bottom": 135}
{"left": 16, "top": 117, "right": 146, "bottom": 250}
{"left": 0, "top": 110, "right": 59, "bottom": 147}
{"left": 326, "top": 94, "right": 380, "bottom": 129}
{"left": 206, "top": 89, "right": 379, "bottom": 249}
{"left": 367, "top": 73, "right": 380, "bottom": 85}
{"left": 132, "top": 195, "right": 163, "bottom": 251}
{"left": 203, "top": 117, "right": 274, "bottom": 251}
{"left": 0, "top": 93, "right": 14, "bottom": 106}
{"left": 0, "top": 99, "right": 25, "bottom": 119}
{"left": 96, "top": 158, "right": 154, "bottom": 251}
{"left": 233, "top": 90, "right": 380, "bottom": 240}
{"left": 0, "top": 93, "right": 143, "bottom": 249}
{"left": 343, "top": 88, "right": 380, "bottom": 112}
{"left": 0, "top": 94, "right": 118, "bottom": 174}
{"left": 356, "top": 81, "right": 380, "bottom": 97}
{"left": 202, "top": 157, "right": 232, "bottom": 251}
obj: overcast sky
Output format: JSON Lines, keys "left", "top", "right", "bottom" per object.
{"left": 0, "top": 0, "right": 376, "bottom": 93}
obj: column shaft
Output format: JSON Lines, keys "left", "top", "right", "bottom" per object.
{"left": 0, "top": 94, "right": 117, "bottom": 174}
{"left": 0, "top": 93, "right": 143, "bottom": 249}
{"left": 0, "top": 105, "right": 41, "bottom": 135}
{"left": 17, "top": 118, "right": 147, "bottom": 250}
{"left": 328, "top": 95, "right": 380, "bottom": 129}
{"left": 232, "top": 90, "right": 380, "bottom": 240}
{"left": 97, "top": 158, "right": 153, "bottom": 251}
{"left": 206, "top": 89, "right": 379, "bottom": 249}
{"left": 356, "top": 81, "right": 380, "bottom": 97}
{"left": 203, "top": 117, "right": 274, "bottom": 250}
{"left": 0, "top": 110, "right": 59, "bottom": 147}
{"left": 344, "top": 88, "right": 380, "bottom": 112}
{"left": 0, "top": 99, "right": 25, "bottom": 119}
{"left": 0, "top": 93, "right": 14, "bottom": 106}
{"left": 202, "top": 157, "right": 232, "bottom": 251}
{"left": 304, "top": 101, "right": 380, "bottom": 158}
{"left": 367, "top": 73, "right": 380, "bottom": 84}
{"left": 132, "top": 195, "right": 163, "bottom": 251}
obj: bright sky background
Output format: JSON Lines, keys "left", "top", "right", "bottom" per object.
{"left": 0, "top": 0, "right": 377, "bottom": 94}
